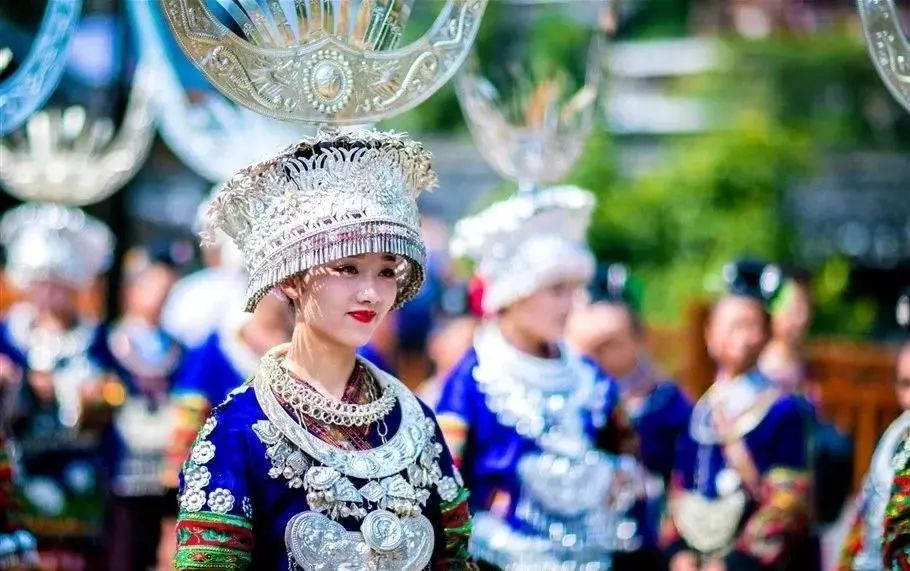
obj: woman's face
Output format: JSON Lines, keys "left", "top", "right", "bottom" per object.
{"left": 28, "top": 278, "right": 79, "bottom": 316}
{"left": 706, "top": 296, "right": 769, "bottom": 376}
{"left": 501, "top": 280, "right": 585, "bottom": 346}
{"left": 283, "top": 253, "right": 400, "bottom": 350}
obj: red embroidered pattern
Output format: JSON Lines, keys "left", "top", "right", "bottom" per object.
{"left": 885, "top": 436, "right": 910, "bottom": 569}
{"left": 175, "top": 511, "right": 254, "bottom": 570}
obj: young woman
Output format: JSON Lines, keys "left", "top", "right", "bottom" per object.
{"left": 173, "top": 133, "right": 473, "bottom": 570}
{"left": 662, "top": 261, "right": 813, "bottom": 571}
{"left": 436, "top": 187, "right": 642, "bottom": 569}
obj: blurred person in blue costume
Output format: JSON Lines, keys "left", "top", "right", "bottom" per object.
{"left": 0, "top": 203, "right": 122, "bottom": 571}
{"left": 101, "top": 245, "right": 185, "bottom": 571}
{"left": 661, "top": 260, "right": 814, "bottom": 571}
{"left": 841, "top": 289, "right": 910, "bottom": 570}
{"left": 568, "top": 263, "right": 693, "bottom": 485}
{"left": 436, "top": 187, "right": 645, "bottom": 569}
{"left": 567, "top": 263, "right": 693, "bottom": 568}
{"left": 172, "top": 133, "right": 475, "bottom": 569}
{"left": 760, "top": 270, "right": 852, "bottom": 528}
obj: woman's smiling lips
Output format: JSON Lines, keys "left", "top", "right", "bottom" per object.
{"left": 347, "top": 310, "right": 377, "bottom": 323}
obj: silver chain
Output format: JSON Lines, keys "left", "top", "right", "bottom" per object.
{"left": 270, "top": 364, "right": 396, "bottom": 428}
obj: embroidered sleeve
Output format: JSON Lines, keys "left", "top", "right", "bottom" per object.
{"left": 884, "top": 435, "right": 910, "bottom": 569}
{"left": 836, "top": 489, "right": 866, "bottom": 571}
{"left": 164, "top": 393, "right": 213, "bottom": 489}
{"left": 424, "top": 405, "right": 478, "bottom": 570}
{"left": 733, "top": 467, "right": 811, "bottom": 566}
{"left": 436, "top": 486, "right": 477, "bottom": 571}
{"left": 175, "top": 409, "right": 254, "bottom": 570}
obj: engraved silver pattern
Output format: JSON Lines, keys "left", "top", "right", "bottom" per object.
{"left": 179, "top": 488, "right": 207, "bottom": 512}
{"left": 183, "top": 464, "right": 211, "bottom": 491}
{"left": 285, "top": 511, "right": 434, "bottom": 571}
{"left": 204, "top": 131, "right": 433, "bottom": 311}
{"left": 190, "top": 440, "right": 215, "bottom": 465}
{"left": 161, "top": 0, "right": 488, "bottom": 125}
{"left": 199, "top": 417, "right": 217, "bottom": 439}
{"left": 254, "top": 348, "right": 432, "bottom": 479}
{"left": 858, "top": 0, "right": 910, "bottom": 113}
{"left": 436, "top": 476, "right": 459, "bottom": 503}
{"left": 127, "top": 0, "right": 309, "bottom": 184}
{"left": 252, "top": 346, "right": 449, "bottom": 522}
{"left": 207, "top": 488, "right": 235, "bottom": 514}
{"left": 271, "top": 366, "right": 396, "bottom": 427}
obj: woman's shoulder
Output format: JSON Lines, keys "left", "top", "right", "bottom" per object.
{"left": 209, "top": 382, "right": 264, "bottom": 427}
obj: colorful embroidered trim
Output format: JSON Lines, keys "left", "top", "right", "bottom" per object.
{"left": 436, "top": 486, "right": 477, "bottom": 570}
{"left": 885, "top": 436, "right": 910, "bottom": 569}
{"left": 735, "top": 467, "right": 811, "bottom": 566}
{"left": 437, "top": 413, "right": 468, "bottom": 467}
{"left": 836, "top": 502, "right": 865, "bottom": 571}
{"left": 175, "top": 510, "right": 253, "bottom": 570}
{"left": 164, "top": 393, "right": 212, "bottom": 488}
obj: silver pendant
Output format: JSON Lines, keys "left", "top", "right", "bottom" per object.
{"left": 361, "top": 509, "right": 405, "bottom": 552}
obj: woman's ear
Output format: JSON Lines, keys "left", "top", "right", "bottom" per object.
{"left": 278, "top": 274, "right": 306, "bottom": 302}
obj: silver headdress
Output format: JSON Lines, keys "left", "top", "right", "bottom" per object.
{"left": 451, "top": 186, "right": 596, "bottom": 313}
{"left": 0, "top": 202, "right": 114, "bottom": 289}
{"left": 0, "top": 63, "right": 156, "bottom": 206}
{"left": 858, "top": 0, "right": 910, "bottom": 113}
{"left": 163, "top": 0, "right": 487, "bottom": 311}
{"left": 205, "top": 131, "right": 436, "bottom": 311}
{"left": 451, "top": 5, "right": 603, "bottom": 312}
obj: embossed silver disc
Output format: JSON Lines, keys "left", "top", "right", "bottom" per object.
{"left": 361, "top": 509, "right": 405, "bottom": 552}
{"left": 715, "top": 468, "right": 741, "bottom": 497}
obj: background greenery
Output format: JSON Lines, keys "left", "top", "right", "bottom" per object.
{"left": 387, "top": 4, "right": 910, "bottom": 337}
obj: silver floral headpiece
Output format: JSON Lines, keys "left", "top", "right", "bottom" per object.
{"left": 0, "top": 203, "right": 114, "bottom": 289}
{"left": 205, "top": 130, "right": 437, "bottom": 311}
{"left": 451, "top": 186, "right": 595, "bottom": 313}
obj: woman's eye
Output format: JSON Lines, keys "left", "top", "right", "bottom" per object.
{"left": 379, "top": 268, "right": 396, "bottom": 279}
{"left": 335, "top": 265, "right": 357, "bottom": 275}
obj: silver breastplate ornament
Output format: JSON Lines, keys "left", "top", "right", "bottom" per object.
{"left": 253, "top": 351, "right": 459, "bottom": 571}
{"left": 469, "top": 324, "right": 642, "bottom": 569}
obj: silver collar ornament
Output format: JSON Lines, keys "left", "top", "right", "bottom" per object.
{"left": 858, "top": 0, "right": 910, "bottom": 113}
{"left": 469, "top": 323, "right": 644, "bottom": 565}
{"left": 0, "top": 0, "right": 83, "bottom": 135}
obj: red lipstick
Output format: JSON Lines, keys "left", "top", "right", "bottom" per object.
{"left": 347, "top": 310, "right": 377, "bottom": 323}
